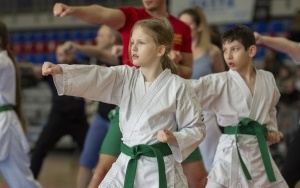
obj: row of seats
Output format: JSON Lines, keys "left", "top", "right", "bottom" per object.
{"left": 10, "top": 29, "right": 97, "bottom": 43}
{"left": 16, "top": 53, "right": 86, "bottom": 64}
{"left": 220, "top": 20, "right": 291, "bottom": 38}
{"left": 11, "top": 19, "right": 292, "bottom": 64}
{"left": 10, "top": 28, "right": 97, "bottom": 63}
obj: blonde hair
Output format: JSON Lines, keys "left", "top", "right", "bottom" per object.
{"left": 130, "top": 17, "right": 178, "bottom": 74}
{"left": 179, "top": 6, "right": 211, "bottom": 50}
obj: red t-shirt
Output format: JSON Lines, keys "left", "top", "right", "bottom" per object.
{"left": 119, "top": 7, "right": 192, "bottom": 66}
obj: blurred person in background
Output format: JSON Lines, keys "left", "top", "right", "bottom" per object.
{"left": 29, "top": 41, "right": 89, "bottom": 179}
{"left": 0, "top": 20, "right": 42, "bottom": 188}
{"left": 178, "top": 6, "right": 225, "bottom": 175}
{"left": 262, "top": 48, "right": 284, "bottom": 78}
{"left": 62, "top": 25, "right": 122, "bottom": 188}
{"left": 255, "top": 31, "right": 300, "bottom": 188}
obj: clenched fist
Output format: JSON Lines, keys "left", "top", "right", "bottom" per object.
{"left": 267, "top": 130, "right": 284, "bottom": 145}
{"left": 53, "top": 3, "right": 73, "bottom": 17}
{"left": 157, "top": 129, "right": 177, "bottom": 144}
{"left": 42, "top": 62, "right": 63, "bottom": 76}
{"left": 254, "top": 32, "right": 263, "bottom": 45}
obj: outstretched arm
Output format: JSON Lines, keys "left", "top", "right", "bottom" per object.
{"left": 63, "top": 41, "right": 120, "bottom": 66}
{"left": 254, "top": 32, "right": 300, "bottom": 63}
{"left": 53, "top": 3, "right": 126, "bottom": 30}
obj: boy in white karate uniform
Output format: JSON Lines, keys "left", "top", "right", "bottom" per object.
{"left": 189, "top": 25, "right": 288, "bottom": 188}
{"left": 42, "top": 17, "right": 206, "bottom": 188}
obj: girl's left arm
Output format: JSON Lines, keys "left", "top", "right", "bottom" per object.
{"left": 168, "top": 84, "right": 206, "bottom": 162}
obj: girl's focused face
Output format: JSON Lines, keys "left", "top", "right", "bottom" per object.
{"left": 130, "top": 26, "right": 161, "bottom": 67}
{"left": 222, "top": 40, "right": 254, "bottom": 72}
{"left": 179, "top": 13, "right": 199, "bottom": 41}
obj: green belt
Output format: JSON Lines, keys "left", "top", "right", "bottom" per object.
{"left": 224, "top": 118, "right": 276, "bottom": 182}
{"left": 0, "top": 105, "right": 14, "bottom": 112}
{"left": 121, "top": 142, "right": 172, "bottom": 188}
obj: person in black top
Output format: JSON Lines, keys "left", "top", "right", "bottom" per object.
{"left": 60, "top": 25, "right": 122, "bottom": 188}
{"left": 30, "top": 41, "right": 89, "bottom": 179}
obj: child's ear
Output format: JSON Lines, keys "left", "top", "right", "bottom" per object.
{"left": 157, "top": 45, "right": 166, "bottom": 57}
{"left": 248, "top": 45, "right": 257, "bottom": 58}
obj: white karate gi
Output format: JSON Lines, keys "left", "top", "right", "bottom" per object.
{"left": 0, "top": 50, "right": 42, "bottom": 188}
{"left": 189, "top": 69, "right": 288, "bottom": 188}
{"left": 53, "top": 65, "right": 206, "bottom": 188}
{"left": 199, "top": 112, "right": 221, "bottom": 172}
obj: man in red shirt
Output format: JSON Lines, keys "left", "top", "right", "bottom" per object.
{"left": 53, "top": 0, "right": 192, "bottom": 79}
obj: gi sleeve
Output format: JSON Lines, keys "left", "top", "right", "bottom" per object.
{"left": 187, "top": 75, "right": 216, "bottom": 111}
{"left": 169, "top": 83, "right": 206, "bottom": 162}
{"left": 53, "top": 64, "right": 128, "bottom": 105}
{"left": 267, "top": 76, "right": 281, "bottom": 131}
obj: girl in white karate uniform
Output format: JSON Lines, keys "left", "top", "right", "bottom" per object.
{"left": 189, "top": 25, "right": 288, "bottom": 188}
{"left": 0, "top": 20, "right": 42, "bottom": 188}
{"left": 42, "top": 17, "right": 206, "bottom": 188}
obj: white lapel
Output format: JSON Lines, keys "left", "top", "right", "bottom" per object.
{"left": 122, "top": 69, "right": 172, "bottom": 138}
{"left": 228, "top": 69, "right": 253, "bottom": 110}
{"left": 248, "top": 70, "right": 262, "bottom": 118}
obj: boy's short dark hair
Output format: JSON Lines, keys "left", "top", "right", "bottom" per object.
{"left": 222, "top": 25, "right": 255, "bottom": 50}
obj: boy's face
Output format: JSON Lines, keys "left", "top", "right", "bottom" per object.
{"left": 222, "top": 40, "right": 255, "bottom": 72}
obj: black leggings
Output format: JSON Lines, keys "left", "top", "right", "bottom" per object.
{"left": 30, "top": 112, "right": 88, "bottom": 178}
{"left": 281, "top": 127, "right": 300, "bottom": 187}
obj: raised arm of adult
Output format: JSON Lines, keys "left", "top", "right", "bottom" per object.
{"left": 254, "top": 32, "right": 300, "bottom": 63}
{"left": 53, "top": 3, "right": 126, "bottom": 30}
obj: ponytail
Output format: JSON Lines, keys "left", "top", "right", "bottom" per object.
{"left": 161, "top": 55, "right": 178, "bottom": 75}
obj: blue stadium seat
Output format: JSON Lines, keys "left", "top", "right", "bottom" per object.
{"left": 85, "top": 29, "right": 97, "bottom": 40}
{"left": 48, "top": 53, "right": 57, "bottom": 63}
{"left": 253, "top": 21, "right": 267, "bottom": 33}
{"left": 16, "top": 53, "right": 24, "bottom": 62}
{"left": 47, "top": 31, "right": 59, "bottom": 41}
{"left": 15, "top": 33, "right": 25, "bottom": 43}
{"left": 269, "top": 20, "right": 284, "bottom": 34}
{"left": 26, "top": 32, "right": 36, "bottom": 42}
{"left": 59, "top": 30, "right": 71, "bottom": 41}
{"left": 36, "top": 53, "right": 48, "bottom": 63}
{"left": 72, "top": 29, "right": 84, "bottom": 41}
{"left": 36, "top": 32, "right": 47, "bottom": 42}
{"left": 26, "top": 53, "right": 36, "bottom": 63}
